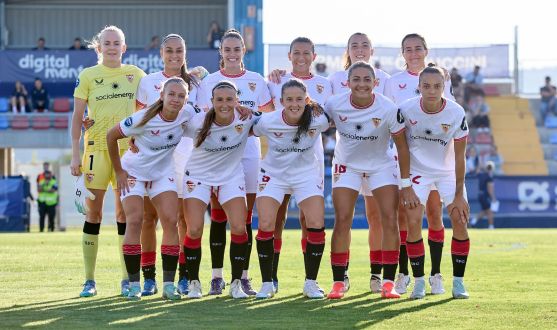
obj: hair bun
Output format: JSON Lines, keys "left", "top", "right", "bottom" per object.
{"left": 427, "top": 62, "right": 437, "bottom": 68}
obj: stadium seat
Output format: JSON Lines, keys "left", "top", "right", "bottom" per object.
{"left": 53, "top": 98, "right": 71, "bottom": 112}
{"left": 480, "top": 149, "right": 490, "bottom": 159}
{"left": 11, "top": 116, "right": 29, "bottom": 130}
{"left": 484, "top": 85, "right": 499, "bottom": 96}
{"left": 54, "top": 116, "right": 69, "bottom": 129}
{"left": 550, "top": 133, "right": 557, "bottom": 145}
{"left": 32, "top": 116, "right": 50, "bottom": 130}
{"left": 545, "top": 117, "right": 557, "bottom": 128}
{"left": 0, "top": 98, "right": 8, "bottom": 113}
{"left": 475, "top": 132, "right": 493, "bottom": 145}
{"left": 0, "top": 116, "right": 8, "bottom": 129}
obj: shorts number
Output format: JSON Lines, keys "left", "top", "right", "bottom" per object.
{"left": 262, "top": 175, "right": 270, "bottom": 182}
{"left": 89, "top": 155, "right": 94, "bottom": 171}
{"left": 334, "top": 164, "right": 346, "bottom": 174}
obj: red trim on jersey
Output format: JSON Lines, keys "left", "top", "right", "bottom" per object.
{"left": 158, "top": 112, "right": 176, "bottom": 122}
{"left": 118, "top": 123, "right": 127, "bottom": 138}
{"left": 454, "top": 134, "right": 469, "bottom": 142}
{"left": 136, "top": 100, "right": 146, "bottom": 107}
{"left": 350, "top": 93, "right": 375, "bottom": 109}
{"left": 259, "top": 99, "right": 273, "bottom": 108}
{"left": 282, "top": 110, "right": 299, "bottom": 126}
{"left": 162, "top": 71, "right": 180, "bottom": 79}
{"left": 220, "top": 69, "right": 247, "bottom": 78}
{"left": 420, "top": 98, "right": 446, "bottom": 115}
{"left": 407, "top": 70, "right": 419, "bottom": 76}
{"left": 291, "top": 72, "right": 314, "bottom": 80}
{"left": 391, "top": 126, "right": 406, "bottom": 135}
{"left": 213, "top": 113, "right": 235, "bottom": 126}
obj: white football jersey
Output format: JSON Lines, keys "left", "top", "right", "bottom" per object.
{"left": 184, "top": 110, "right": 261, "bottom": 186}
{"left": 267, "top": 72, "right": 332, "bottom": 161}
{"left": 253, "top": 110, "right": 330, "bottom": 182}
{"left": 383, "top": 69, "right": 455, "bottom": 106}
{"left": 400, "top": 97, "right": 468, "bottom": 175}
{"left": 196, "top": 69, "right": 273, "bottom": 158}
{"left": 327, "top": 68, "right": 390, "bottom": 96}
{"left": 118, "top": 105, "right": 197, "bottom": 181}
{"left": 324, "top": 92, "right": 405, "bottom": 173}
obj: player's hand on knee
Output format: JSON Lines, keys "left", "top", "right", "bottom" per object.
{"left": 402, "top": 186, "right": 420, "bottom": 210}
{"left": 448, "top": 196, "right": 469, "bottom": 224}
{"left": 116, "top": 170, "right": 133, "bottom": 197}
{"left": 267, "top": 69, "right": 286, "bottom": 84}
{"left": 128, "top": 136, "right": 139, "bottom": 153}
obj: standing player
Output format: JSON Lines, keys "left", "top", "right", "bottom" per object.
{"left": 134, "top": 34, "right": 201, "bottom": 297}
{"left": 383, "top": 33, "right": 456, "bottom": 295}
{"left": 324, "top": 62, "right": 417, "bottom": 299}
{"left": 71, "top": 26, "right": 146, "bottom": 297}
{"left": 399, "top": 64, "right": 470, "bottom": 299}
{"left": 196, "top": 29, "right": 274, "bottom": 296}
{"left": 266, "top": 37, "right": 332, "bottom": 292}
{"left": 106, "top": 78, "right": 196, "bottom": 300}
{"left": 470, "top": 161, "right": 497, "bottom": 229}
{"left": 182, "top": 80, "right": 260, "bottom": 299}
{"left": 253, "top": 78, "right": 330, "bottom": 299}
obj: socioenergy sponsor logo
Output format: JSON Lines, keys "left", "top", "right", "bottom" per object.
{"left": 18, "top": 54, "right": 83, "bottom": 79}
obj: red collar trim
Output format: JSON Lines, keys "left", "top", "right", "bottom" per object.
{"left": 213, "top": 112, "right": 235, "bottom": 126}
{"left": 158, "top": 111, "right": 175, "bottom": 122}
{"left": 162, "top": 71, "right": 181, "bottom": 78}
{"left": 291, "top": 72, "right": 314, "bottom": 80}
{"left": 407, "top": 70, "right": 419, "bottom": 76}
{"left": 220, "top": 69, "right": 246, "bottom": 78}
{"left": 350, "top": 93, "right": 375, "bottom": 109}
{"left": 420, "top": 98, "right": 446, "bottom": 115}
{"left": 282, "top": 110, "right": 299, "bottom": 126}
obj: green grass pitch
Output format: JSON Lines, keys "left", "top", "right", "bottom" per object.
{"left": 1, "top": 227, "right": 556, "bottom": 329}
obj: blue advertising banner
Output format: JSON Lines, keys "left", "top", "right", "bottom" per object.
{"left": 268, "top": 44, "right": 510, "bottom": 78}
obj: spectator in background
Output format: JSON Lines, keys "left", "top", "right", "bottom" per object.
{"left": 32, "top": 37, "right": 49, "bottom": 50}
{"left": 315, "top": 62, "right": 328, "bottom": 77}
{"left": 323, "top": 129, "right": 336, "bottom": 166}
{"left": 11, "top": 81, "right": 28, "bottom": 113}
{"left": 464, "top": 65, "right": 484, "bottom": 103}
{"left": 69, "top": 37, "right": 87, "bottom": 50}
{"left": 482, "top": 144, "right": 503, "bottom": 175}
{"left": 466, "top": 146, "right": 481, "bottom": 175}
{"left": 144, "top": 36, "right": 160, "bottom": 50}
{"left": 470, "top": 161, "right": 497, "bottom": 230}
{"left": 38, "top": 171, "right": 58, "bottom": 232}
{"left": 540, "top": 76, "right": 556, "bottom": 120}
{"left": 31, "top": 78, "right": 49, "bottom": 112}
{"left": 206, "top": 21, "right": 224, "bottom": 49}
{"left": 451, "top": 68, "right": 465, "bottom": 106}
{"left": 470, "top": 96, "right": 491, "bottom": 132}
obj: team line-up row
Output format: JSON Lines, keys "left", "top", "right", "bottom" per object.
{"left": 69, "top": 26, "right": 471, "bottom": 302}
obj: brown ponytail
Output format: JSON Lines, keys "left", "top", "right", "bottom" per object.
{"left": 136, "top": 78, "right": 188, "bottom": 128}
{"left": 342, "top": 32, "right": 372, "bottom": 71}
{"left": 219, "top": 29, "right": 246, "bottom": 70}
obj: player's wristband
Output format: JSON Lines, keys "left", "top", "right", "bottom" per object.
{"left": 401, "top": 178, "right": 411, "bottom": 188}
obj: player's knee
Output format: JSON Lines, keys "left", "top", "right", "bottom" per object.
{"left": 406, "top": 215, "right": 422, "bottom": 230}
{"left": 188, "top": 224, "right": 204, "bottom": 239}
{"left": 333, "top": 215, "right": 352, "bottom": 233}
{"left": 228, "top": 221, "right": 246, "bottom": 236}
{"left": 425, "top": 205, "right": 443, "bottom": 221}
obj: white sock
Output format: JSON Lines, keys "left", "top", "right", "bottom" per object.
{"left": 344, "top": 270, "right": 349, "bottom": 276}
{"left": 130, "top": 281, "right": 140, "bottom": 287}
{"left": 371, "top": 273, "right": 382, "bottom": 280}
{"left": 454, "top": 276, "right": 464, "bottom": 281}
{"left": 12, "top": 106, "right": 17, "bottom": 112}
{"left": 163, "top": 281, "right": 173, "bottom": 288}
{"left": 415, "top": 276, "right": 424, "bottom": 282}
{"left": 242, "top": 270, "right": 249, "bottom": 279}
{"left": 212, "top": 268, "right": 223, "bottom": 278}
{"left": 382, "top": 279, "right": 394, "bottom": 285}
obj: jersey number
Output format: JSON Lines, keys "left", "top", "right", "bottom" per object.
{"left": 262, "top": 175, "right": 270, "bottom": 182}
{"left": 89, "top": 155, "right": 94, "bottom": 171}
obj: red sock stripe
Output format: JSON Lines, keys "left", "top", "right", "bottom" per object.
{"left": 428, "top": 227, "right": 445, "bottom": 243}
{"left": 211, "top": 209, "right": 227, "bottom": 223}
{"left": 231, "top": 232, "right": 248, "bottom": 244}
{"left": 382, "top": 250, "right": 400, "bottom": 265}
{"left": 274, "top": 238, "right": 282, "bottom": 253}
{"left": 346, "top": 249, "right": 350, "bottom": 262}
{"left": 331, "top": 252, "right": 348, "bottom": 266}
{"left": 161, "top": 245, "right": 180, "bottom": 256}
{"left": 369, "top": 250, "right": 382, "bottom": 264}
{"left": 183, "top": 235, "right": 202, "bottom": 249}
{"left": 179, "top": 251, "right": 185, "bottom": 264}
{"left": 399, "top": 231, "right": 408, "bottom": 246}
{"left": 255, "top": 229, "right": 274, "bottom": 241}
{"left": 451, "top": 238, "right": 470, "bottom": 256}
{"left": 246, "top": 210, "right": 253, "bottom": 225}
{"left": 307, "top": 231, "right": 326, "bottom": 245}
{"left": 406, "top": 241, "right": 425, "bottom": 258}
{"left": 140, "top": 251, "right": 156, "bottom": 266}
{"left": 301, "top": 238, "right": 307, "bottom": 253}
{"left": 123, "top": 244, "right": 142, "bottom": 255}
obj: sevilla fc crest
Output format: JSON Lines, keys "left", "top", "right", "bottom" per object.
{"left": 258, "top": 183, "right": 266, "bottom": 192}
{"left": 126, "top": 74, "right": 134, "bottom": 83}
{"left": 248, "top": 82, "right": 256, "bottom": 92}
{"left": 316, "top": 85, "right": 324, "bottom": 94}
{"left": 127, "top": 178, "right": 136, "bottom": 188}
{"left": 308, "top": 128, "right": 317, "bottom": 138}
{"left": 333, "top": 173, "right": 340, "bottom": 183}
{"left": 186, "top": 181, "right": 196, "bottom": 193}
{"left": 441, "top": 124, "right": 451, "bottom": 133}
{"left": 86, "top": 173, "right": 95, "bottom": 183}
{"left": 235, "top": 124, "right": 244, "bottom": 134}
{"left": 372, "top": 118, "right": 381, "bottom": 128}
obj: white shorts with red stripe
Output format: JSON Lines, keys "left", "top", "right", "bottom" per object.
{"left": 410, "top": 169, "right": 468, "bottom": 207}
{"left": 183, "top": 173, "right": 246, "bottom": 205}
{"left": 121, "top": 168, "right": 178, "bottom": 201}
{"left": 256, "top": 172, "right": 323, "bottom": 204}
{"left": 241, "top": 156, "right": 260, "bottom": 194}
{"left": 332, "top": 162, "right": 398, "bottom": 194}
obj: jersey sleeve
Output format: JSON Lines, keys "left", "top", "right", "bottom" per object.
{"left": 258, "top": 76, "right": 273, "bottom": 108}
{"left": 386, "top": 101, "right": 406, "bottom": 135}
{"left": 183, "top": 113, "right": 205, "bottom": 139}
{"left": 444, "top": 80, "right": 456, "bottom": 101}
{"left": 118, "top": 111, "right": 147, "bottom": 138}
{"left": 453, "top": 111, "right": 469, "bottom": 142}
{"left": 135, "top": 78, "right": 148, "bottom": 108}
{"left": 323, "top": 97, "right": 335, "bottom": 119}
{"left": 250, "top": 112, "right": 267, "bottom": 137}
{"left": 73, "top": 70, "right": 90, "bottom": 100}
{"left": 266, "top": 80, "right": 277, "bottom": 104}
{"left": 317, "top": 114, "right": 331, "bottom": 132}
